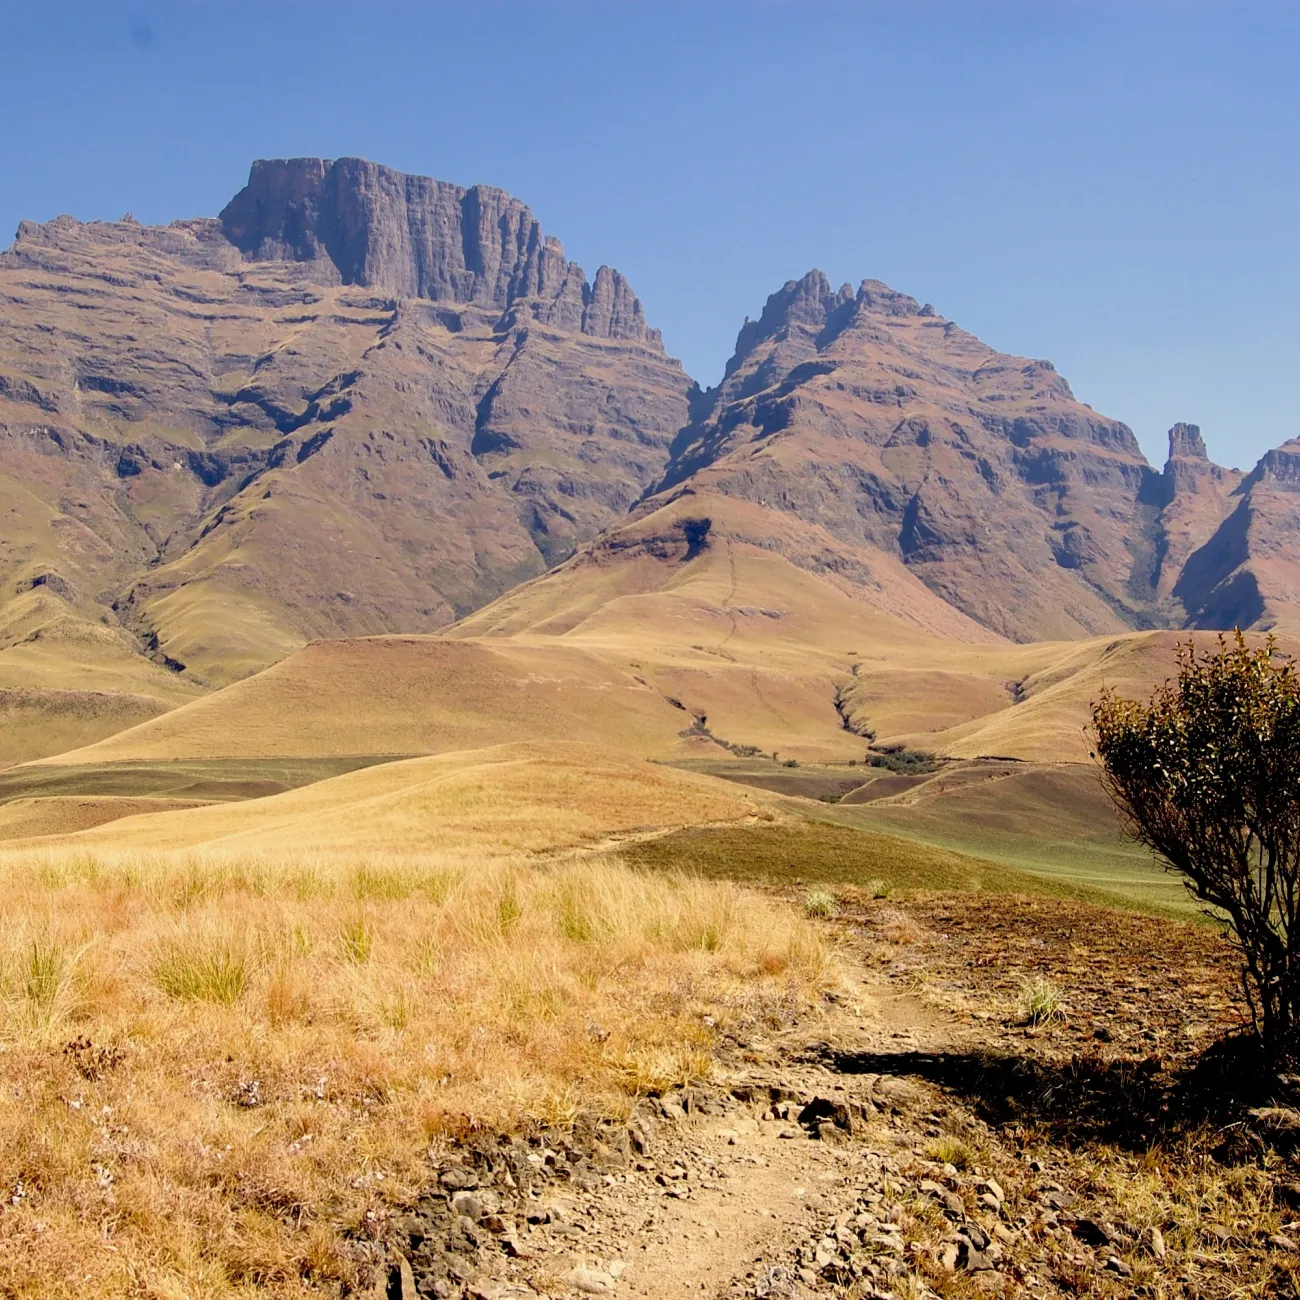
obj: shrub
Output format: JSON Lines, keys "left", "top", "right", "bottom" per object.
{"left": 866, "top": 745, "right": 939, "bottom": 775}
{"left": 1093, "top": 633, "right": 1300, "bottom": 1062}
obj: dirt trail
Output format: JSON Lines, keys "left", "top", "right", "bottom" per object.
{"left": 379, "top": 895, "right": 1295, "bottom": 1300}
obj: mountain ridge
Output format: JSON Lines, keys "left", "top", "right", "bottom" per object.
{"left": 2, "top": 159, "right": 1298, "bottom": 765}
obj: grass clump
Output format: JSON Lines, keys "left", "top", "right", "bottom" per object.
{"left": 927, "top": 1134, "right": 974, "bottom": 1169}
{"left": 1018, "top": 975, "right": 1065, "bottom": 1026}
{"left": 803, "top": 888, "right": 838, "bottom": 919}
{"left": 153, "top": 932, "right": 250, "bottom": 1004}
{"left": 336, "top": 914, "right": 374, "bottom": 963}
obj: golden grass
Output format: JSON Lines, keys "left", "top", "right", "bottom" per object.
{"left": 17, "top": 742, "right": 763, "bottom": 857}
{"left": 0, "top": 844, "right": 828, "bottom": 1298}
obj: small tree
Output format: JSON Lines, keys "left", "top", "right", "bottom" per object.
{"left": 1092, "top": 632, "right": 1300, "bottom": 1063}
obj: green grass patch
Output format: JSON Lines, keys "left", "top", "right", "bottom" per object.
{"left": 623, "top": 815, "right": 1118, "bottom": 903}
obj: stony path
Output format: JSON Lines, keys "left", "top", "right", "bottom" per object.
{"left": 372, "top": 894, "right": 1299, "bottom": 1300}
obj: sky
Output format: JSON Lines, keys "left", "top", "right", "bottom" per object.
{"left": 3, "top": 1, "right": 1297, "bottom": 470}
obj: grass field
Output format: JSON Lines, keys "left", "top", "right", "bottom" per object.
{"left": 0, "top": 756, "right": 406, "bottom": 809}
{"left": 0, "top": 843, "right": 827, "bottom": 1296}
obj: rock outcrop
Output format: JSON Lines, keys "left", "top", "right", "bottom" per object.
{"left": 218, "top": 157, "right": 657, "bottom": 343}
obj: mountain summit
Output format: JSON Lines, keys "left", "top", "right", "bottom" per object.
{"left": 0, "top": 159, "right": 689, "bottom": 710}
{"left": 219, "top": 157, "right": 657, "bottom": 343}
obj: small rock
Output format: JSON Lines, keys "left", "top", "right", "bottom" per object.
{"left": 798, "top": 1097, "right": 855, "bottom": 1135}
{"left": 439, "top": 1167, "right": 476, "bottom": 1191}
{"left": 1148, "top": 1225, "right": 1167, "bottom": 1259}
{"left": 1072, "top": 1218, "right": 1111, "bottom": 1247}
{"left": 388, "top": 1254, "right": 417, "bottom": 1300}
{"left": 942, "top": 1192, "right": 965, "bottom": 1218}
{"left": 565, "top": 1266, "right": 615, "bottom": 1294}
{"left": 1269, "top": 1233, "right": 1298, "bottom": 1251}
{"left": 939, "top": 1242, "right": 959, "bottom": 1271}
{"left": 450, "top": 1192, "right": 484, "bottom": 1222}
{"left": 981, "top": 1177, "right": 1005, "bottom": 1203}
{"left": 1104, "top": 1256, "right": 1133, "bottom": 1277}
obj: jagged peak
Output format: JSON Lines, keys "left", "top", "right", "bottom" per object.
{"left": 726, "top": 269, "right": 853, "bottom": 377}
{"left": 1168, "top": 422, "right": 1208, "bottom": 461}
{"left": 1243, "top": 437, "right": 1300, "bottom": 491}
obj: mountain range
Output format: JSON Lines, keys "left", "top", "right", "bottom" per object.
{"left": 2, "top": 156, "right": 1297, "bottom": 764}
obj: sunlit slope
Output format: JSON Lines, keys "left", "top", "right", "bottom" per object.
{"left": 31, "top": 638, "right": 701, "bottom": 765}
{"left": 0, "top": 578, "right": 203, "bottom": 768}
{"left": 22, "top": 742, "right": 765, "bottom": 855}
{"left": 913, "top": 629, "right": 1265, "bottom": 762}
{"left": 28, "top": 500, "right": 1213, "bottom": 771}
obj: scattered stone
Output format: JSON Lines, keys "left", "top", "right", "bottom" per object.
{"left": 564, "top": 1266, "right": 615, "bottom": 1294}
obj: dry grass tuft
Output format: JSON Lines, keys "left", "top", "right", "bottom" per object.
{"left": 0, "top": 844, "right": 828, "bottom": 1298}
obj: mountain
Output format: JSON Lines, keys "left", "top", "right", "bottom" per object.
{"left": 4, "top": 163, "right": 1300, "bottom": 770}
{"left": 1173, "top": 436, "right": 1300, "bottom": 633}
{"left": 641, "top": 269, "right": 1275, "bottom": 643}
{"left": 0, "top": 157, "right": 690, "bottom": 731}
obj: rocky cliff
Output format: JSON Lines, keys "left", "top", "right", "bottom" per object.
{"left": 219, "top": 157, "right": 657, "bottom": 344}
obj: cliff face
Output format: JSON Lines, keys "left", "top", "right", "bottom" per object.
{"left": 219, "top": 157, "right": 656, "bottom": 343}
{"left": 1174, "top": 438, "right": 1300, "bottom": 634}
{"left": 0, "top": 160, "right": 690, "bottom": 690}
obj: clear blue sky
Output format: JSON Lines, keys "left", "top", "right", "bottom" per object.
{"left": 4, "top": 2, "right": 1297, "bottom": 469}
